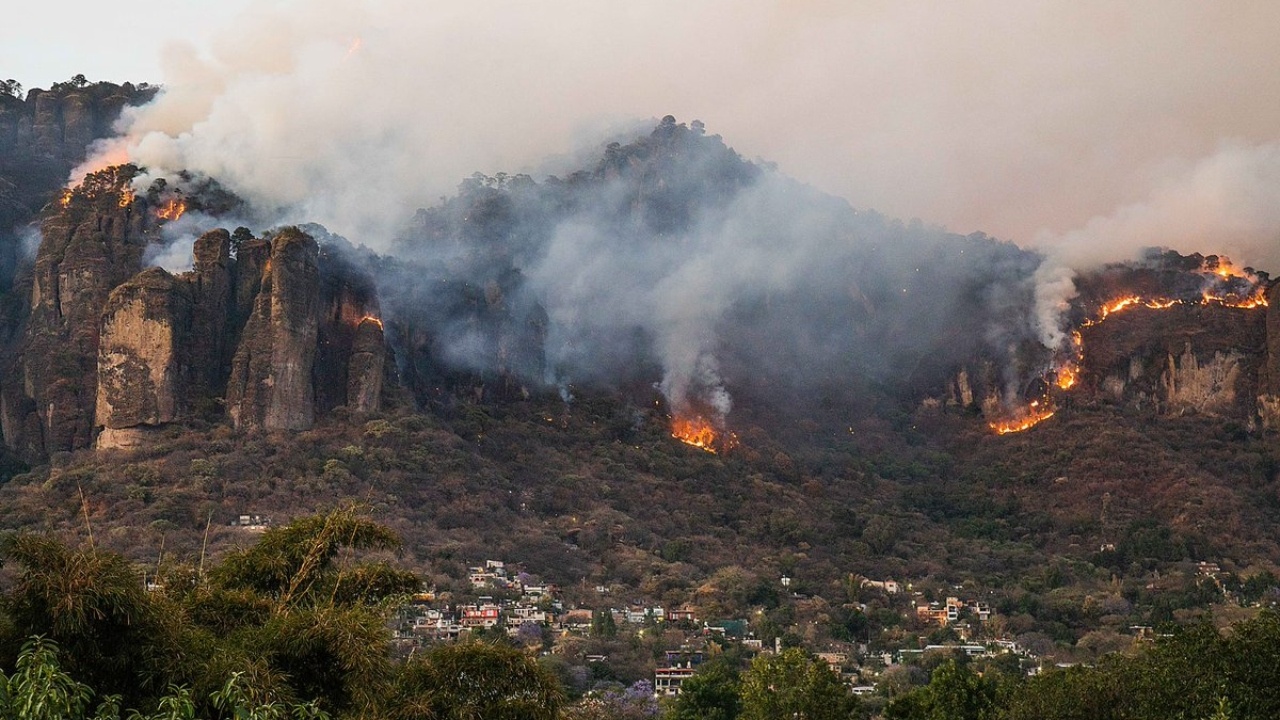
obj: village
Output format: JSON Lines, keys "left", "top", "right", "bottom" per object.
{"left": 388, "top": 558, "right": 1067, "bottom": 700}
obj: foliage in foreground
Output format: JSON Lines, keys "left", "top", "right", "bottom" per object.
{"left": 0, "top": 508, "right": 559, "bottom": 719}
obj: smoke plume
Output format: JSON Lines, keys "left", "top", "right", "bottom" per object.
{"left": 60, "top": 0, "right": 1280, "bottom": 418}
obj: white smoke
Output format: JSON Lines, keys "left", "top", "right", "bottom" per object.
{"left": 1031, "top": 261, "right": 1078, "bottom": 351}
{"left": 1036, "top": 140, "right": 1280, "bottom": 272}
{"left": 76, "top": 0, "right": 1280, "bottom": 262}
{"left": 1030, "top": 140, "right": 1280, "bottom": 350}
{"left": 528, "top": 173, "right": 846, "bottom": 419}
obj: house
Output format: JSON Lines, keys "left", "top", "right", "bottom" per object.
{"left": 522, "top": 584, "right": 550, "bottom": 599}
{"left": 560, "top": 609, "right": 594, "bottom": 632}
{"left": 851, "top": 686, "right": 877, "bottom": 696}
{"left": 460, "top": 603, "right": 501, "bottom": 628}
{"left": 511, "top": 605, "right": 549, "bottom": 624}
{"left": 974, "top": 602, "right": 992, "bottom": 620}
{"left": 666, "top": 607, "right": 696, "bottom": 623}
{"left": 916, "top": 604, "right": 949, "bottom": 626}
{"left": 618, "top": 606, "right": 664, "bottom": 624}
{"left": 654, "top": 649, "right": 705, "bottom": 696}
{"left": 654, "top": 666, "right": 697, "bottom": 696}
{"left": 816, "top": 652, "right": 847, "bottom": 670}
{"left": 917, "top": 597, "right": 965, "bottom": 626}
{"left": 230, "top": 514, "right": 269, "bottom": 531}
{"left": 860, "top": 578, "right": 901, "bottom": 594}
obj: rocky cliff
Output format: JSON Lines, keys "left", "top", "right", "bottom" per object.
{"left": 0, "top": 171, "right": 389, "bottom": 456}
{"left": 95, "top": 267, "right": 191, "bottom": 449}
{"left": 1077, "top": 303, "right": 1266, "bottom": 418}
{"left": 8, "top": 166, "right": 152, "bottom": 453}
{"left": 932, "top": 255, "right": 1280, "bottom": 432}
{"left": 226, "top": 228, "right": 320, "bottom": 431}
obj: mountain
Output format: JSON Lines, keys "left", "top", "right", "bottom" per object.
{"left": 0, "top": 104, "right": 1277, "bottom": 671}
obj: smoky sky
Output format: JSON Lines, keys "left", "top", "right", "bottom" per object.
{"left": 73, "top": 0, "right": 1280, "bottom": 274}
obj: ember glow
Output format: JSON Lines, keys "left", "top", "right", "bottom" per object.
{"left": 155, "top": 197, "right": 187, "bottom": 221}
{"left": 1055, "top": 365, "right": 1077, "bottom": 390}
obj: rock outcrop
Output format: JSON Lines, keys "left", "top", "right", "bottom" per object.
{"left": 0, "top": 177, "right": 390, "bottom": 456}
{"left": 1078, "top": 303, "right": 1266, "bottom": 419}
{"left": 9, "top": 166, "right": 150, "bottom": 454}
{"left": 226, "top": 228, "right": 321, "bottom": 431}
{"left": 95, "top": 268, "right": 191, "bottom": 449}
{"left": 188, "top": 230, "right": 233, "bottom": 398}
{"left": 347, "top": 317, "right": 386, "bottom": 413}
{"left": 0, "top": 82, "right": 156, "bottom": 290}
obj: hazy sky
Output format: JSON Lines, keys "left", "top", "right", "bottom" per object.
{"left": 0, "top": 1, "right": 255, "bottom": 90}
{"left": 10, "top": 1, "right": 1280, "bottom": 269}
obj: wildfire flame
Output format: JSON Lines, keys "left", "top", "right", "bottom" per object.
{"left": 117, "top": 189, "right": 135, "bottom": 208}
{"left": 671, "top": 415, "right": 728, "bottom": 453}
{"left": 993, "top": 261, "right": 1269, "bottom": 435}
{"left": 1202, "top": 257, "right": 1257, "bottom": 282}
{"left": 1055, "top": 365, "right": 1077, "bottom": 390}
{"left": 989, "top": 405, "right": 1056, "bottom": 435}
{"left": 358, "top": 315, "right": 384, "bottom": 330}
{"left": 58, "top": 190, "right": 72, "bottom": 208}
{"left": 155, "top": 198, "right": 187, "bottom": 221}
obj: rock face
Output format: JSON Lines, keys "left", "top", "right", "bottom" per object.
{"left": 937, "top": 361, "right": 1018, "bottom": 416}
{"left": 0, "top": 82, "right": 155, "bottom": 290}
{"left": 0, "top": 184, "right": 389, "bottom": 456}
{"left": 1078, "top": 303, "right": 1267, "bottom": 419}
{"left": 95, "top": 268, "right": 191, "bottom": 449}
{"left": 189, "top": 230, "right": 233, "bottom": 398}
{"left": 932, "top": 268, "right": 1279, "bottom": 430}
{"left": 226, "top": 228, "right": 321, "bottom": 431}
{"left": 314, "top": 241, "right": 385, "bottom": 414}
{"left": 10, "top": 166, "right": 150, "bottom": 454}
{"left": 347, "top": 318, "right": 386, "bottom": 413}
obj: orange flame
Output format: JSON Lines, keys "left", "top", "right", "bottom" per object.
{"left": 117, "top": 188, "right": 135, "bottom": 208}
{"left": 989, "top": 404, "right": 1056, "bottom": 435}
{"left": 155, "top": 197, "right": 187, "bottom": 221}
{"left": 672, "top": 415, "right": 725, "bottom": 453}
{"left": 358, "top": 315, "right": 384, "bottom": 330}
{"left": 1055, "top": 365, "right": 1078, "bottom": 390}
{"left": 995, "top": 275, "right": 1269, "bottom": 435}
{"left": 1202, "top": 257, "right": 1256, "bottom": 282}
{"left": 58, "top": 190, "right": 72, "bottom": 208}
{"left": 1202, "top": 291, "right": 1268, "bottom": 309}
